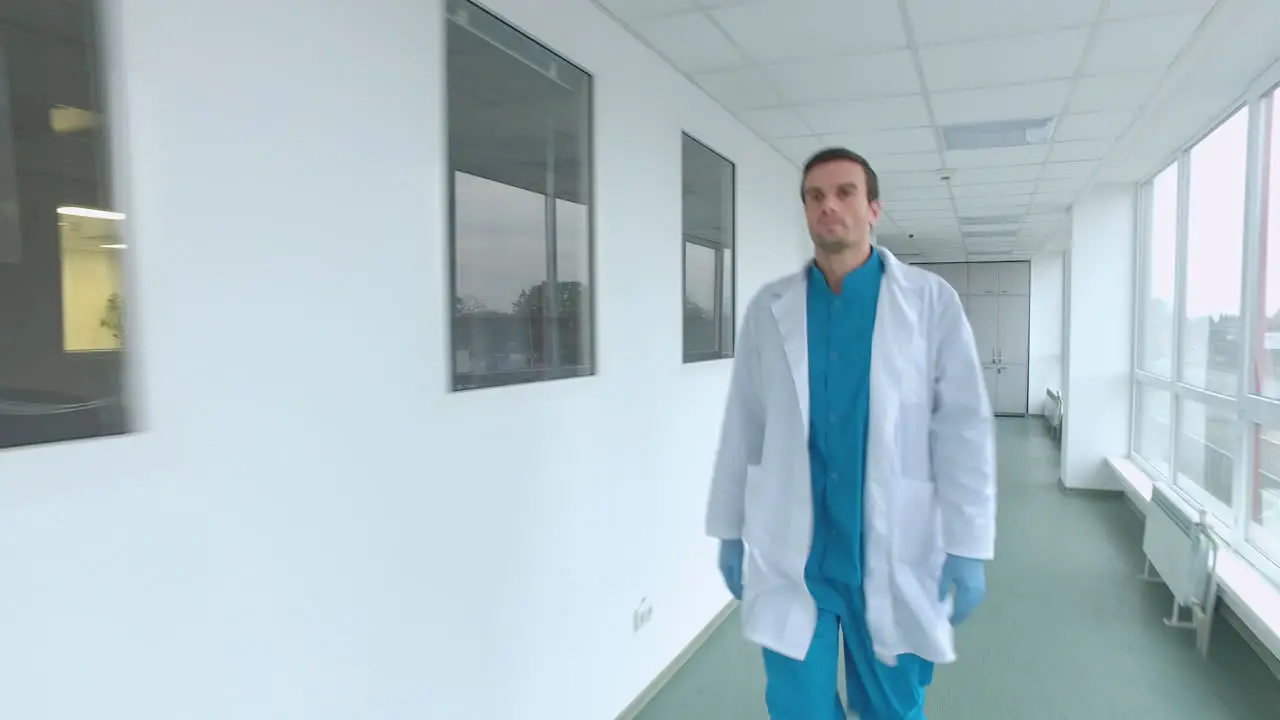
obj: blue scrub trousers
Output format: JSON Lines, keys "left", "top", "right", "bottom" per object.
{"left": 761, "top": 581, "right": 933, "bottom": 719}
{"left": 763, "top": 256, "right": 932, "bottom": 719}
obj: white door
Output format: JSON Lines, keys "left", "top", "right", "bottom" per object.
{"left": 983, "top": 365, "right": 999, "bottom": 414}
{"left": 966, "top": 295, "right": 999, "bottom": 368}
{"left": 995, "top": 364, "right": 1029, "bottom": 415}
{"left": 997, "top": 262, "right": 1030, "bottom": 295}
{"left": 968, "top": 263, "right": 999, "bottom": 296}
{"left": 996, "top": 295, "right": 1030, "bottom": 366}
{"left": 995, "top": 293, "right": 1030, "bottom": 416}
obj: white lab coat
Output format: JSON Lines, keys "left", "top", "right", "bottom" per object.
{"left": 705, "top": 246, "right": 996, "bottom": 665}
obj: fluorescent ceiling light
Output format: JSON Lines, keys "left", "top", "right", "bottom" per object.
{"left": 963, "top": 229, "right": 1019, "bottom": 239}
{"left": 49, "top": 105, "right": 100, "bottom": 134}
{"left": 960, "top": 214, "right": 1022, "bottom": 227}
{"left": 99, "top": 244, "right": 127, "bottom": 249}
{"left": 942, "top": 117, "right": 1057, "bottom": 151}
{"left": 58, "top": 206, "right": 125, "bottom": 220}
{"left": 962, "top": 224, "right": 1020, "bottom": 234}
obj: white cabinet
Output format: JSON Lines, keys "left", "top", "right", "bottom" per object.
{"left": 966, "top": 295, "right": 999, "bottom": 366}
{"left": 962, "top": 262, "right": 1031, "bottom": 416}
{"left": 933, "top": 263, "right": 968, "bottom": 296}
{"left": 913, "top": 259, "right": 1032, "bottom": 416}
{"left": 997, "top": 262, "right": 1030, "bottom": 296}
{"left": 915, "top": 262, "right": 968, "bottom": 296}
{"left": 967, "top": 263, "right": 1000, "bottom": 296}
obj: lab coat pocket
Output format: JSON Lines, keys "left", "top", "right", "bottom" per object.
{"left": 893, "top": 477, "right": 939, "bottom": 563}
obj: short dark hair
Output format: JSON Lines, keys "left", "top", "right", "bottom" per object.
{"left": 801, "top": 147, "right": 880, "bottom": 203}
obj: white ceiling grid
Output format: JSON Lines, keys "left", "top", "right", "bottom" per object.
{"left": 596, "top": 0, "right": 1221, "bottom": 262}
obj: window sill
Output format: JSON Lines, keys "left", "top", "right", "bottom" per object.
{"left": 1107, "top": 456, "right": 1280, "bottom": 666}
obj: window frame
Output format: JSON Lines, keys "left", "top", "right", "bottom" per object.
{"left": 680, "top": 132, "right": 736, "bottom": 365}
{"left": 0, "top": 0, "right": 137, "bottom": 450}
{"left": 443, "top": 0, "right": 597, "bottom": 392}
{"left": 1129, "top": 64, "right": 1280, "bottom": 586}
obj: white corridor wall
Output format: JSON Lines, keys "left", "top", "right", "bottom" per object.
{"left": 1028, "top": 252, "right": 1065, "bottom": 415}
{"left": 0, "top": 1, "right": 807, "bottom": 718}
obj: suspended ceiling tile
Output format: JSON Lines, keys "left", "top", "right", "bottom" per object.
{"left": 692, "top": 66, "right": 782, "bottom": 109}
{"left": 824, "top": 127, "right": 938, "bottom": 155}
{"left": 1054, "top": 110, "right": 1135, "bottom": 140}
{"left": 796, "top": 95, "right": 931, "bottom": 135}
{"left": 1033, "top": 191, "right": 1079, "bottom": 206}
{"left": 884, "top": 198, "right": 954, "bottom": 212}
{"left": 1070, "top": 71, "right": 1164, "bottom": 112}
{"left": 598, "top": 0, "right": 700, "bottom": 21}
{"left": 739, "top": 107, "right": 812, "bottom": 138}
{"left": 1105, "top": 0, "right": 1215, "bottom": 20}
{"left": 945, "top": 145, "right": 1049, "bottom": 169}
{"left": 919, "top": 29, "right": 1090, "bottom": 92}
{"left": 1047, "top": 139, "right": 1112, "bottom": 162}
{"left": 711, "top": 0, "right": 906, "bottom": 64}
{"left": 896, "top": 210, "right": 957, "bottom": 224}
{"left": 866, "top": 151, "right": 943, "bottom": 173}
{"left": 931, "top": 80, "right": 1071, "bottom": 124}
{"left": 906, "top": 0, "right": 1100, "bottom": 45}
{"left": 955, "top": 196, "right": 1032, "bottom": 213}
{"left": 1034, "top": 176, "right": 1086, "bottom": 194}
{"left": 888, "top": 208, "right": 956, "bottom": 220}
{"left": 945, "top": 165, "right": 1042, "bottom": 185}
{"left": 765, "top": 51, "right": 920, "bottom": 105}
{"left": 1023, "top": 210, "right": 1071, "bottom": 223}
{"left": 949, "top": 181, "right": 1038, "bottom": 198}
{"left": 1040, "top": 159, "right": 1096, "bottom": 178}
{"left": 885, "top": 184, "right": 952, "bottom": 201}
{"left": 1083, "top": 13, "right": 1204, "bottom": 74}
{"left": 879, "top": 170, "right": 945, "bottom": 189}
{"left": 634, "top": 12, "right": 747, "bottom": 73}
{"left": 771, "top": 135, "right": 827, "bottom": 163}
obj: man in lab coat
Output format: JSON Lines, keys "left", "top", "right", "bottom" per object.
{"left": 707, "top": 147, "right": 996, "bottom": 719}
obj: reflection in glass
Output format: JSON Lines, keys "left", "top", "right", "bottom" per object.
{"left": 682, "top": 134, "right": 735, "bottom": 363}
{"left": 1250, "top": 424, "right": 1280, "bottom": 563}
{"left": 1138, "top": 163, "right": 1178, "bottom": 377}
{"left": 1134, "top": 384, "right": 1171, "bottom": 477}
{"left": 447, "top": 0, "right": 593, "bottom": 390}
{"left": 684, "top": 242, "right": 717, "bottom": 356}
{"left": 0, "top": 2, "right": 130, "bottom": 450}
{"left": 1175, "top": 398, "right": 1237, "bottom": 511}
{"left": 1255, "top": 92, "right": 1280, "bottom": 399}
{"left": 1180, "top": 107, "right": 1248, "bottom": 396}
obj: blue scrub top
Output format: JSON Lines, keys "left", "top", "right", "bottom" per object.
{"left": 804, "top": 251, "right": 883, "bottom": 613}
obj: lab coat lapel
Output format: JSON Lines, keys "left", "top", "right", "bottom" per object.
{"left": 770, "top": 273, "right": 809, "bottom": 435}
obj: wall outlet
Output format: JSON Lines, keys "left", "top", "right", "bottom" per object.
{"left": 632, "top": 596, "right": 654, "bottom": 633}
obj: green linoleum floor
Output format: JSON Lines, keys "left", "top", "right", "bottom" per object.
{"left": 635, "top": 418, "right": 1280, "bottom": 719}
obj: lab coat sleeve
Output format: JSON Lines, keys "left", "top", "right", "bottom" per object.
{"left": 929, "top": 284, "right": 997, "bottom": 561}
{"left": 705, "top": 302, "right": 765, "bottom": 540}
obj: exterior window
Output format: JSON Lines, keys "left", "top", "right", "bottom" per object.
{"left": 1130, "top": 91, "right": 1280, "bottom": 583}
{"left": 682, "top": 134, "right": 734, "bottom": 362}
{"left": 0, "top": 1, "right": 130, "bottom": 450}
{"left": 447, "top": 0, "right": 593, "bottom": 390}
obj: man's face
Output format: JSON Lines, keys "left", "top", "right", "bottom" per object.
{"left": 802, "top": 159, "right": 880, "bottom": 255}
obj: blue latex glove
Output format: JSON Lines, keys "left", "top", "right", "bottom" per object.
{"left": 718, "top": 539, "right": 744, "bottom": 600}
{"left": 938, "top": 554, "right": 986, "bottom": 626}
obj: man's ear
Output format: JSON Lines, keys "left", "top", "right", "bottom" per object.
{"left": 868, "top": 198, "right": 883, "bottom": 224}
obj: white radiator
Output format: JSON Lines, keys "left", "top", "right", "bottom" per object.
{"left": 1140, "top": 482, "right": 1220, "bottom": 657}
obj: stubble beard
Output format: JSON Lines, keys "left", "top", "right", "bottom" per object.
{"left": 813, "top": 232, "right": 855, "bottom": 256}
